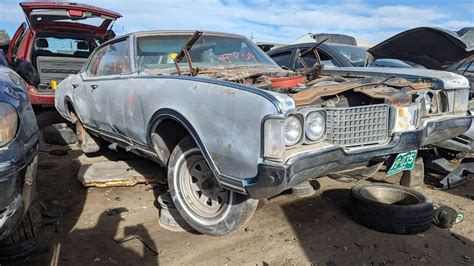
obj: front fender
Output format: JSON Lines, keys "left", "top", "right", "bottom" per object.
{"left": 136, "top": 76, "right": 283, "bottom": 184}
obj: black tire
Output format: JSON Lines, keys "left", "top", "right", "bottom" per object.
{"left": 168, "top": 137, "right": 258, "bottom": 236}
{"left": 42, "top": 123, "right": 78, "bottom": 145}
{"left": 349, "top": 183, "right": 433, "bottom": 234}
{"left": 0, "top": 199, "right": 42, "bottom": 260}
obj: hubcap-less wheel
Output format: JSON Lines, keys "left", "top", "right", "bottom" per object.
{"left": 169, "top": 138, "right": 258, "bottom": 235}
{"left": 178, "top": 154, "right": 229, "bottom": 219}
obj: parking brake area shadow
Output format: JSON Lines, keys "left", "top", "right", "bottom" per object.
{"left": 281, "top": 185, "right": 474, "bottom": 265}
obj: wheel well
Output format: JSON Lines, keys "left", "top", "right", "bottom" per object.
{"left": 65, "top": 99, "right": 78, "bottom": 123}
{"left": 151, "top": 118, "right": 190, "bottom": 165}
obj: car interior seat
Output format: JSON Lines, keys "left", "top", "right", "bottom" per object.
{"left": 74, "top": 41, "right": 91, "bottom": 58}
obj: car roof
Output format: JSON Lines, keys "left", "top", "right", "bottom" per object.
{"left": 117, "top": 30, "right": 246, "bottom": 39}
{"left": 268, "top": 42, "right": 330, "bottom": 54}
{"left": 268, "top": 42, "right": 365, "bottom": 55}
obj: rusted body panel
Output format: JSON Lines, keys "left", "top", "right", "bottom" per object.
{"left": 55, "top": 30, "right": 473, "bottom": 198}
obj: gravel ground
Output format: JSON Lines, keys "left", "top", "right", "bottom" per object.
{"left": 5, "top": 111, "right": 474, "bottom": 265}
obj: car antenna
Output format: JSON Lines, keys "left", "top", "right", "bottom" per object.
{"left": 297, "top": 38, "right": 329, "bottom": 71}
{"left": 174, "top": 31, "right": 202, "bottom": 76}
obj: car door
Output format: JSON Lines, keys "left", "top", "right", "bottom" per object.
{"left": 7, "top": 23, "right": 26, "bottom": 64}
{"left": 80, "top": 38, "right": 131, "bottom": 136}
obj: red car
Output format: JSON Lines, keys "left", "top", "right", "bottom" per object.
{"left": 7, "top": 2, "right": 121, "bottom": 105}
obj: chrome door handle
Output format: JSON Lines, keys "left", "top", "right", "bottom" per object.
{"left": 90, "top": 84, "right": 99, "bottom": 90}
{"left": 72, "top": 84, "right": 79, "bottom": 88}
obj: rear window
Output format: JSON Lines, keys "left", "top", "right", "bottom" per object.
{"left": 34, "top": 36, "right": 99, "bottom": 57}
{"left": 330, "top": 44, "right": 368, "bottom": 67}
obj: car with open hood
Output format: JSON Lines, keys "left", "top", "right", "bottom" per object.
{"left": 7, "top": 1, "right": 121, "bottom": 106}
{"left": 368, "top": 27, "right": 474, "bottom": 96}
{"left": 0, "top": 52, "right": 41, "bottom": 258}
{"left": 268, "top": 29, "right": 474, "bottom": 158}
{"left": 55, "top": 30, "right": 472, "bottom": 236}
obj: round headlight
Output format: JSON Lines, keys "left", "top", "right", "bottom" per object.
{"left": 284, "top": 115, "right": 302, "bottom": 146}
{"left": 306, "top": 112, "right": 325, "bottom": 141}
{"left": 423, "top": 93, "right": 431, "bottom": 114}
{"left": 0, "top": 102, "right": 18, "bottom": 147}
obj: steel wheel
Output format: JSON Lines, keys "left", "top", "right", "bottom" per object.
{"left": 168, "top": 137, "right": 258, "bottom": 235}
{"left": 178, "top": 154, "right": 230, "bottom": 219}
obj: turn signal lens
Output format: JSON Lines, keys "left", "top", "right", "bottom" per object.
{"left": 0, "top": 102, "right": 18, "bottom": 147}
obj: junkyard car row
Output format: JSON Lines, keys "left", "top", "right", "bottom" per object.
{"left": 0, "top": 1, "right": 473, "bottom": 258}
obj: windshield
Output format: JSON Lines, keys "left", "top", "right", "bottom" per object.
{"left": 330, "top": 44, "right": 368, "bottom": 67}
{"left": 136, "top": 34, "right": 278, "bottom": 73}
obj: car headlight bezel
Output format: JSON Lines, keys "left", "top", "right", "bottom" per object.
{"left": 284, "top": 115, "right": 303, "bottom": 146}
{"left": 0, "top": 102, "right": 19, "bottom": 147}
{"left": 305, "top": 111, "right": 326, "bottom": 141}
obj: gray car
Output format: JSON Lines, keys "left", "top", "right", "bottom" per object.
{"left": 55, "top": 30, "right": 472, "bottom": 235}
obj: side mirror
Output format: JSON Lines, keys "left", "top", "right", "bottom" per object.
{"left": 15, "top": 59, "right": 40, "bottom": 87}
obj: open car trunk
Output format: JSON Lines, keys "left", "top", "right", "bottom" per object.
{"left": 18, "top": 2, "right": 122, "bottom": 91}
{"left": 35, "top": 56, "right": 87, "bottom": 90}
{"left": 20, "top": 2, "right": 121, "bottom": 36}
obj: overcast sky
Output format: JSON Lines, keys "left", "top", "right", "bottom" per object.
{"left": 0, "top": 0, "right": 472, "bottom": 45}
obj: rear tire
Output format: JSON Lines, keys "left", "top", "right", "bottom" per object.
{"left": 75, "top": 119, "right": 101, "bottom": 154}
{"left": 168, "top": 137, "right": 258, "bottom": 236}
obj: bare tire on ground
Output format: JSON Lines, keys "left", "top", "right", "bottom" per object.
{"left": 0, "top": 198, "right": 42, "bottom": 260}
{"left": 168, "top": 137, "right": 258, "bottom": 236}
{"left": 349, "top": 183, "right": 433, "bottom": 234}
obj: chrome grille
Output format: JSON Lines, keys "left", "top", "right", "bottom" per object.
{"left": 325, "top": 104, "right": 389, "bottom": 146}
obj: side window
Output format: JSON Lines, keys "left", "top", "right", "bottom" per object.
{"left": 269, "top": 51, "right": 292, "bottom": 68}
{"left": 456, "top": 60, "right": 474, "bottom": 74}
{"left": 296, "top": 49, "right": 335, "bottom": 69}
{"left": 86, "top": 39, "right": 130, "bottom": 77}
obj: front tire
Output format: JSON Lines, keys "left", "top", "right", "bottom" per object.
{"left": 168, "top": 137, "right": 258, "bottom": 236}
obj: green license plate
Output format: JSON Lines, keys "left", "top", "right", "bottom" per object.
{"left": 386, "top": 150, "right": 417, "bottom": 176}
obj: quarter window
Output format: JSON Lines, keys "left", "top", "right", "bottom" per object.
{"left": 86, "top": 39, "right": 130, "bottom": 77}
{"left": 269, "top": 51, "right": 293, "bottom": 68}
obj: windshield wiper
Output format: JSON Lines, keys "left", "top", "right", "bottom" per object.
{"left": 174, "top": 31, "right": 202, "bottom": 76}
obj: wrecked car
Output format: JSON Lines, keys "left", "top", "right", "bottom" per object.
{"left": 368, "top": 27, "right": 474, "bottom": 95}
{"left": 268, "top": 41, "right": 369, "bottom": 68}
{"left": 269, "top": 36, "right": 474, "bottom": 184}
{"left": 0, "top": 52, "right": 41, "bottom": 257}
{"left": 7, "top": 1, "right": 121, "bottom": 105}
{"left": 55, "top": 30, "right": 472, "bottom": 236}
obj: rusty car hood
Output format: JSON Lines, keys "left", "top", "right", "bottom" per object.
{"left": 369, "top": 27, "right": 474, "bottom": 70}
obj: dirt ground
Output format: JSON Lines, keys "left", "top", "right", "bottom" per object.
{"left": 6, "top": 110, "right": 474, "bottom": 265}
